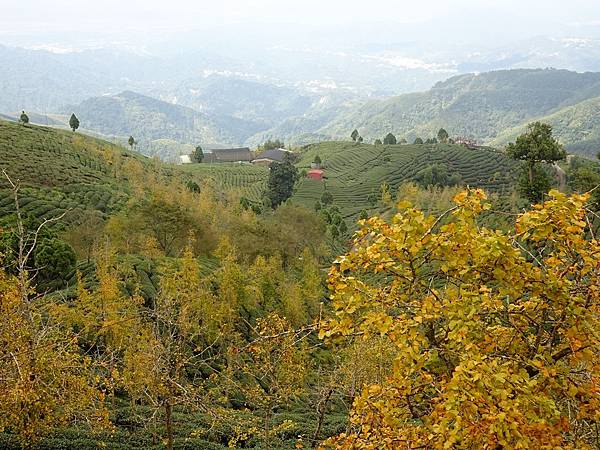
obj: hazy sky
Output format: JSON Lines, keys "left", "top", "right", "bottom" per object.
{"left": 2, "top": 0, "right": 600, "bottom": 35}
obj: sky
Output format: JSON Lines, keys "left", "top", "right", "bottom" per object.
{"left": 2, "top": 0, "right": 600, "bottom": 35}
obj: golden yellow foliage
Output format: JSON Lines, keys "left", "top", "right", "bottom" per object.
{"left": 0, "top": 270, "right": 108, "bottom": 445}
{"left": 321, "top": 189, "right": 600, "bottom": 449}
{"left": 226, "top": 314, "right": 308, "bottom": 450}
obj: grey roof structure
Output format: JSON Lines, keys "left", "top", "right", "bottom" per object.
{"left": 203, "top": 147, "right": 253, "bottom": 163}
{"left": 252, "top": 148, "right": 291, "bottom": 164}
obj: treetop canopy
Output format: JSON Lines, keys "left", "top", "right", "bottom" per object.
{"left": 321, "top": 188, "right": 600, "bottom": 449}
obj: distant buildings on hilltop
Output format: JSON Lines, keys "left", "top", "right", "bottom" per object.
{"left": 204, "top": 147, "right": 254, "bottom": 163}
{"left": 251, "top": 148, "right": 292, "bottom": 166}
{"left": 454, "top": 137, "right": 479, "bottom": 148}
{"left": 179, "top": 147, "right": 294, "bottom": 165}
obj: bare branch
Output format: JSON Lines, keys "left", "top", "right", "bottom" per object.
{"left": 2, "top": 169, "right": 70, "bottom": 298}
{"left": 420, "top": 206, "right": 458, "bottom": 241}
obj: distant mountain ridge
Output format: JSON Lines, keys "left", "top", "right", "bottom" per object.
{"left": 490, "top": 95, "right": 600, "bottom": 157}
{"left": 67, "top": 86, "right": 365, "bottom": 160}
{"left": 67, "top": 90, "right": 268, "bottom": 161}
{"left": 314, "top": 69, "right": 600, "bottom": 155}
{"left": 8, "top": 64, "right": 600, "bottom": 159}
{"left": 165, "top": 76, "right": 313, "bottom": 127}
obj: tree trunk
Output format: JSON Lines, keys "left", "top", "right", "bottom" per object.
{"left": 165, "top": 400, "right": 173, "bottom": 450}
{"left": 528, "top": 161, "right": 534, "bottom": 185}
{"left": 311, "top": 388, "right": 333, "bottom": 448}
{"left": 152, "top": 412, "right": 158, "bottom": 446}
{"left": 346, "top": 375, "right": 356, "bottom": 434}
{"left": 110, "top": 353, "right": 116, "bottom": 410}
{"left": 264, "top": 407, "right": 271, "bottom": 450}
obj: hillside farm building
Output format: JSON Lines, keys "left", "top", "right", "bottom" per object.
{"left": 251, "top": 148, "right": 292, "bottom": 166}
{"left": 307, "top": 169, "right": 324, "bottom": 181}
{"left": 203, "top": 148, "right": 253, "bottom": 163}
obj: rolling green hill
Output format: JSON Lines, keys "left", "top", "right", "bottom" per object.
{"left": 0, "top": 120, "right": 148, "bottom": 224}
{"left": 318, "top": 69, "right": 600, "bottom": 150}
{"left": 290, "top": 141, "right": 519, "bottom": 221}
{"left": 175, "top": 141, "right": 520, "bottom": 222}
{"left": 0, "top": 120, "right": 226, "bottom": 298}
{"left": 0, "top": 111, "right": 69, "bottom": 127}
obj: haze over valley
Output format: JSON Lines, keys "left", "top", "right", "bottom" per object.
{"left": 4, "top": 1, "right": 600, "bottom": 159}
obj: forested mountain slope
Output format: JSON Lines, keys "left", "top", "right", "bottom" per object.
{"left": 0, "top": 45, "right": 113, "bottom": 112}
{"left": 319, "top": 69, "right": 600, "bottom": 148}
{"left": 490, "top": 95, "right": 600, "bottom": 157}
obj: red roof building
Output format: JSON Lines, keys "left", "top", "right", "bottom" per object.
{"left": 307, "top": 169, "right": 324, "bottom": 181}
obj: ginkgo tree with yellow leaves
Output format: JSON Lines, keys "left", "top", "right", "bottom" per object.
{"left": 0, "top": 171, "right": 108, "bottom": 447}
{"left": 320, "top": 189, "right": 600, "bottom": 449}
{"left": 0, "top": 269, "right": 108, "bottom": 447}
